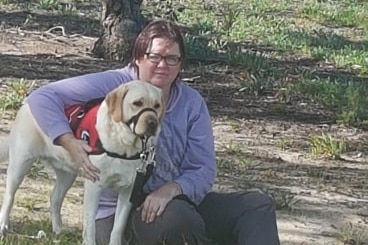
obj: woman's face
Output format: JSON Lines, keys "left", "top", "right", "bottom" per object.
{"left": 135, "top": 37, "right": 181, "bottom": 92}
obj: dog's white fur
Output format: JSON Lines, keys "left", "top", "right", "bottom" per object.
{"left": 0, "top": 80, "right": 164, "bottom": 245}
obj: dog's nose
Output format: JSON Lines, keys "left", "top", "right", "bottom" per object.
{"left": 147, "top": 118, "right": 158, "bottom": 130}
{"left": 146, "top": 118, "right": 158, "bottom": 136}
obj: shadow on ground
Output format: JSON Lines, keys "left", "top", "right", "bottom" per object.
{"left": 0, "top": 10, "right": 100, "bottom": 37}
{"left": 215, "top": 151, "right": 368, "bottom": 243}
{"left": 0, "top": 53, "right": 362, "bottom": 126}
{"left": 218, "top": 152, "right": 368, "bottom": 199}
{"left": 1, "top": 10, "right": 368, "bottom": 125}
{"left": 0, "top": 54, "right": 122, "bottom": 81}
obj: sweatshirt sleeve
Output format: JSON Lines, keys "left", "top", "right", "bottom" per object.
{"left": 174, "top": 99, "right": 217, "bottom": 204}
{"left": 26, "top": 68, "right": 136, "bottom": 143}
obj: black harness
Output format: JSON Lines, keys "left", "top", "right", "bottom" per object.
{"left": 127, "top": 107, "right": 157, "bottom": 134}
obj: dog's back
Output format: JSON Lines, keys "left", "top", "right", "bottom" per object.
{"left": 0, "top": 103, "right": 79, "bottom": 236}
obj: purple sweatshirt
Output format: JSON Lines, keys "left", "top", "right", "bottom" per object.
{"left": 27, "top": 65, "right": 217, "bottom": 220}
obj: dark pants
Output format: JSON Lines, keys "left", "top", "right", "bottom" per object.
{"left": 96, "top": 190, "right": 280, "bottom": 245}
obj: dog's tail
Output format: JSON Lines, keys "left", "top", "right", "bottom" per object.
{"left": 0, "top": 137, "right": 9, "bottom": 162}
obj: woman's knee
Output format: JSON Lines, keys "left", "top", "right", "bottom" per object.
{"left": 240, "top": 190, "right": 276, "bottom": 212}
{"left": 95, "top": 215, "right": 115, "bottom": 245}
{"left": 132, "top": 199, "right": 209, "bottom": 244}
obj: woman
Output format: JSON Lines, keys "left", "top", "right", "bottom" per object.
{"left": 27, "top": 19, "right": 280, "bottom": 245}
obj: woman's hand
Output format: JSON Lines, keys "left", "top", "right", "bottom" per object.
{"left": 56, "top": 133, "right": 100, "bottom": 182}
{"left": 138, "top": 182, "right": 182, "bottom": 223}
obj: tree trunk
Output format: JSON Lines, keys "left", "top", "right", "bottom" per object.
{"left": 92, "top": 0, "right": 147, "bottom": 62}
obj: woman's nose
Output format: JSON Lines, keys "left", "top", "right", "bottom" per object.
{"left": 157, "top": 58, "right": 169, "bottom": 67}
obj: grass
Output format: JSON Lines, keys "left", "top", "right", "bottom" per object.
{"left": 0, "top": 217, "right": 82, "bottom": 244}
{"left": 0, "top": 79, "right": 34, "bottom": 113}
{"left": 0, "top": 0, "right": 79, "bottom": 14}
{"left": 336, "top": 222, "right": 368, "bottom": 245}
{"left": 1, "top": 0, "right": 367, "bottom": 124}
{"left": 273, "top": 192, "right": 298, "bottom": 210}
{"left": 292, "top": 78, "right": 368, "bottom": 125}
{"left": 177, "top": 0, "right": 368, "bottom": 124}
{"left": 275, "top": 137, "right": 293, "bottom": 151}
{"left": 309, "top": 133, "right": 346, "bottom": 159}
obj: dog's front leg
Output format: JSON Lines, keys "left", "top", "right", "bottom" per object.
{"left": 108, "top": 191, "right": 132, "bottom": 245}
{"left": 82, "top": 180, "right": 102, "bottom": 245}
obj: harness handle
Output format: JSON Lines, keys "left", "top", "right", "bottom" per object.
{"left": 130, "top": 138, "right": 156, "bottom": 207}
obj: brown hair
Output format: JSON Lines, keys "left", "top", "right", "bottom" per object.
{"left": 129, "top": 19, "right": 186, "bottom": 70}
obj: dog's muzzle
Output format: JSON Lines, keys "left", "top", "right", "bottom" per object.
{"left": 126, "top": 108, "right": 158, "bottom": 136}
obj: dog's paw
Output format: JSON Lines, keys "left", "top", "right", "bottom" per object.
{"left": 51, "top": 221, "right": 63, "bottom": 235}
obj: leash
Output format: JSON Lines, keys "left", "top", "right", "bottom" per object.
{"left": 138, "top": 136, "right": 156, "bottom": 172}
{"left": 129, "top": 137, "right": 156, "bottom": 207}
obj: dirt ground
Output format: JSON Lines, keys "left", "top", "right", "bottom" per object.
{"left": 1, "top": 6, "right": 368, "bottom": 245}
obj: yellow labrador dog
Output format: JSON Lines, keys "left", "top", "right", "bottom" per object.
{"left": 0, "top": 80, "right": 164, "bottom": 245}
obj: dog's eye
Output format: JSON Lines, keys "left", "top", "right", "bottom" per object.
{"left": 154, "top": 103, "right": 161, "bottom": 109}
{"left": 133, "top": 101, "right": 143, "bottom": 107}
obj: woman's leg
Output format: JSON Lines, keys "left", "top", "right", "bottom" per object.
{"left": 95, "top": 198, "right": 213, "bottom": 245}
{"left": 95, "top": 214, "right": 115, "bottom": 245}
{"left": 198, "top": 190, "right": 280, "bottom": 245}
{"left": 131, "top": 198, "right": 213, "bottom": 245}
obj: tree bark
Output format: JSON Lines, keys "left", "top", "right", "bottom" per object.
{"left": 92, "top": 0, "right": 147, "bottom": 62}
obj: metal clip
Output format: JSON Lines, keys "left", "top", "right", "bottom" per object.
{"left": 148, "top": 146, "right": 156, "bottom": 166}
{"left": 140, "top": 151, "right": 148, "bottom": 162}
{"left": 138, "top": 151, "right": 148, "bottom": 173}
{"left": 137, "top": 139, "right": 157, "bottom": 173}
{"left": 77, "top": 111, "right": 85, "bottom": 119}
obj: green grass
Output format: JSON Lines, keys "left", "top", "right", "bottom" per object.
{"left": 0, "top": 79, "right": 34, "bottom": 113}
{"left": 300, "top": 0, "right": 368, "bottom": 30}
{"left": 0, "top": 0, "right": 77, "bottom": 13}
{"left": 176, "top": 0, "right": 368, "bottom": 125}
{"left": 309, "top": 133, "right": 346, "bottom": 159}
{"left": 291, "top": 78, "right": 368, "bottom": 125}
{"left": 0, "top": 217, "right": 82, "bottom": 245}
{"left": 336, "top": 222, "right": 368, "bottom": 245}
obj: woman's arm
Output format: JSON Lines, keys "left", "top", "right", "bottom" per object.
{"left": 175, "top": 99, "right": 217, "bottom": 205}
{"left": 27, "top": 68, "right": 135, "bottom": 142}
{"left": 26, "top": 67, "right": 136, "bottom": 180}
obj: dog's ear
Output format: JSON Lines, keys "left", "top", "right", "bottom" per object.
{"left": 105, "top": 85, "right": 129, "bottom": 122}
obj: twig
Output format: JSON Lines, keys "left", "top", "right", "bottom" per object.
{"left": 7, "top": 230, "right": 47, "bottom": 239}
{"left": 6, "top": 27, "right": 96, "bottom": 41}
{"left": 44, "top": 25, "right": 67, "bottom": 36}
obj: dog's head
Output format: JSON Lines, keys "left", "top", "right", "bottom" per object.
{"left": 105, "top": 80, "right": 165, "bottom": 138}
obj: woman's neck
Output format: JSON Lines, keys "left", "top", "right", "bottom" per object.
{"left": 162, "top": 87, "right": 171, "bottom": 104}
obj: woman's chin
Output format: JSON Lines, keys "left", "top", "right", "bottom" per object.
{"left": 149, "top": 79, "right": 172, "bottom": 89}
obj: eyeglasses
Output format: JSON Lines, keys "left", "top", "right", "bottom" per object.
{"left": 145, "top": 53, "right": 181, "bottom": 66}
